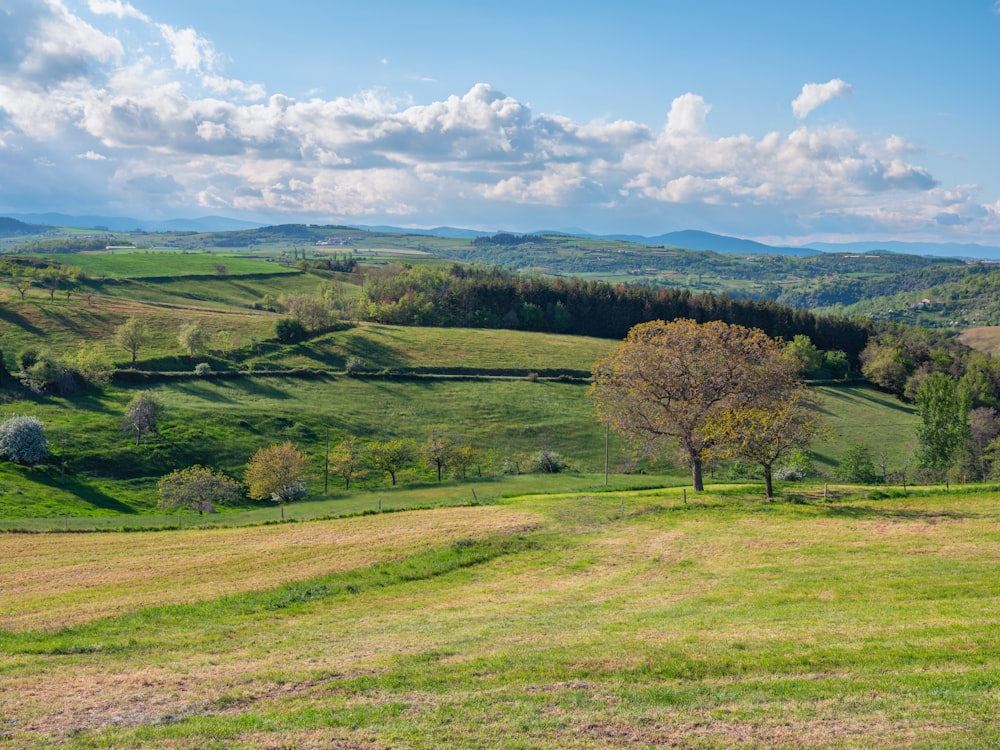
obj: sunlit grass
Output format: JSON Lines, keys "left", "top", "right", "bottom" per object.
{"left": 2, "top": 488, "right": 999, "bottom": 747}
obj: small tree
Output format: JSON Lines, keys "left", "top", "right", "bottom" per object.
{"left": 114, "top": 317, "right": 149, "bottom": 366}
{"left": 452, "top": 444, "right": 482, "bottom": 480}
{"left": 0, "top": 415, "right": 50, "bottom": 465}
{"left": 245, "top": 441, "right": 310, "bottom": 518}
{"left": 178, "top": 321, "right": 211, "bottom": 358}
{"left": 915, "top": 373, "right": 971, "bottom": 476}
{"left": 67, "top": 344, "right": 114, "bottom": 386}
{"left": 13, "top": 275, "right": 33, "bottom": 300}
{"left": 123, "top": 391, "right": 162, "bottom": 446}
{"left": 368, "top": 439, "right": 414, "bottom": 486}
{"left": 422, "top": 433, "right": 455, "bottom": 482}
{"left": 701, "top": 387, "right": 823, "bottom": 499}
{"left": 838, "top": 443, "right": 879, "bottom": 484}
{"left": 329, "top": 435, "right": 364, "bottom": 490}
{"left": 158, "top": 465, "right": 242, "bottom": 515}
{"left": 782, "top": 335, "right": 823, "bottom": 378}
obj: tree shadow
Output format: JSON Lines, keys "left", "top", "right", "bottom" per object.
{"left": 819, "top": 504, "right": 972, "bottom": 521}
{"left": 820, "top": 385, "right": 916, "bottom": 414}
{"left": 33, "top": 473, "right": 139, "bottom": 514}
{"left": 0, "top": 306, "right": 44, "bottom": 335}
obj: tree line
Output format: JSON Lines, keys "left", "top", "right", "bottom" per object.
{"left": 358, "top": 264, "right": 873, "bottom": 367}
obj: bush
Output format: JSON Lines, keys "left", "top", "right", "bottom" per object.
{"left": 774, "top": 451, "right": 814, "bottom": 482}
{"left": 838, "top": 443, "right": 880, "bottom": 484}
{"left": 529, "top": 449, "right": 567, "bottom": 473}
{"left": 344, "top": 357, "right": 366, "bottom": 375}
{"left": 194, "top": 363, "right": 212, "bottom": 376}
{"left": 275, "top": 317, "right": 308, "bottom": 344}
{"left": 0, "top": 415, "right": 50, "bottom": 465}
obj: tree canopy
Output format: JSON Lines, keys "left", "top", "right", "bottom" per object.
{"left": 590, "top": 318, "right": 798, "bottom": 491}
{"left": 245, "top": 441, "right": 310, "bottom": 515}
{"left": 158, "top": 465, "right": 242, "bottom": 514}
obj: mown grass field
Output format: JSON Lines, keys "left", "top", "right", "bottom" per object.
{"left": 2, "top": 486, "right": 999, "bottom": 748}
{"left": 37, "top": 250, "right": 299, "bottom": 279}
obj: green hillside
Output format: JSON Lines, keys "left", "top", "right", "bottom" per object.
{"left": 0, "top": 238, "right": 936, "bottom": 524}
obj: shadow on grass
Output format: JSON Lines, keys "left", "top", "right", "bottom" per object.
{"left": 33, "top": 473, "right": 139, "bottom": 514}
{"left": 340, "top": 335, "right": 409, "bottom": 369}
{"left": 0, "top": 305, "right": 44, "bottom": 335}
{"left": 819, "top": 384, "right": 915, "bottom": 414}
{"left": 819, "top": 504, "right": 970, "bottom": 521}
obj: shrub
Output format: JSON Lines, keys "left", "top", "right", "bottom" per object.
{"left": 344, "top": 356, "right": 366, "bottom": 376}
{"left": 529, "top": 449, "right": 567, "bottom": 473}
{"left": 0, "top": 415, "right": 50, "bottom": 465}
{"left": 194, "top": 363, "right": 212, "bottom": 376}
{"left": 838, "top": 443, "right": 880, "bottom": 484}
{"left": 774, "top": 451, "right": 814, "bottom": 482}
{"left": 275, "top": 317, "right": 308, "bottom": 344}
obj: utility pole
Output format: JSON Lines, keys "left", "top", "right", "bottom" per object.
{"left": 324, "top": 428, "right": 330, "bottom": 494}
{"left": 604, "top": 423, "right": 609, "bottom": 486}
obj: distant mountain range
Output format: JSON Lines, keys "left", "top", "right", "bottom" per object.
{"left": 6, "top": 212, "right": 263, "bottom": 233}
{"left": 5, "top": 213, "right": 1000, "bottom": 260}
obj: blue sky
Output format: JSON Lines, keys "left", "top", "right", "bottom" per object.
{"left": 1, "top": 1, "right": 999, "bottom": 245}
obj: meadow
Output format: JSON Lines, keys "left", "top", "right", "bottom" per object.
{"left": 2, "top": 485, "right": 999, "bottom": 748}
{"left": 0, "top": 241, "right": 996, "bottom": 748}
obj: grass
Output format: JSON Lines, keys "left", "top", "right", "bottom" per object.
{"left": 0, "top": 379, "right": 915, "bottom": 521}
{"left": 268, "top": 323, "right": 614, "bottom": 373}
{"left": 2, "top": 486, "right": 999, "bottom": 747}
{"left": 811, "top": 384, "right": 919, "bottom": 472}
{"left": 37, "top": 250, "right": 298, "bottom": 279}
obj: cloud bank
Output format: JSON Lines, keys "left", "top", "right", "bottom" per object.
{"left": 0, "top": 1, "right": 996, "bottom": 243}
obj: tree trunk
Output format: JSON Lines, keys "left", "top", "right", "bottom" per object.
{"left": 690, "top": 455, "right": 704, "bottom": 492}
{"left": 763, "top": 464, "right": 774, "bottom": 500}
{"left": 389, "top": 470, "right": 396, "bottom": 486}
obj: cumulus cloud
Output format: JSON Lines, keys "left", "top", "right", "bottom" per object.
{"left": 88, "top": 0, "right": 149, "bottom": 22}
{"left": 157, "top": 24, "right": 217, "bottom": 73}
{"left": 0, "top": 3, "right": 995, "bottom": 242}
{"left": 792, "top": 78, "right": 853, "bottom": 119}
{"left": 666, "top": 93, "right": 711, "bottom": 135}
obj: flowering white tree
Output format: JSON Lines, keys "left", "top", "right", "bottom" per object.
{"left": 0, "top": 415, "right": 50, "bottom": 465}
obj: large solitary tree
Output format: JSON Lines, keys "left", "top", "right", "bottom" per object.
{"left": 590, "top": 318, "right": 797, "bottom": 491}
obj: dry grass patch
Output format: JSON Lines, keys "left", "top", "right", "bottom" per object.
{"left": 0, "top": 505, "right": 538, "bottom": 630}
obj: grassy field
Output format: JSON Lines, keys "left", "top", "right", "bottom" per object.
{"left": 38, "top": 250, "right": 299, "bottom": 279}
{"left": 959, "top": 326, "right": 1000, "bottom": 356}
{"left": 2, "top": 485, "right": 999, "bottom": 747}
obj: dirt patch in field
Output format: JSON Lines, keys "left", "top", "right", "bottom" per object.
{"left": 0, "top": 506, "right": 538, "bottom": 630}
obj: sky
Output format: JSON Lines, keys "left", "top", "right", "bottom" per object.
{"left": 1, "top": 1, "right": 999, "bottom": 245}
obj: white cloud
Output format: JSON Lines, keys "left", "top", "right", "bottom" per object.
{"left": 666, "top": 93, "right": 711, "bottom": 135}
{"left": 792, "top": 78, "right": 853, "bottom": 119}
{"left": 88, "top": 0, "right": 149, "bottom": 22}
{"left": 0, "top": 3, "right": 995, "bottom": 242}
{"left": 156, "top": 23, "right": 217, "bottom": 73}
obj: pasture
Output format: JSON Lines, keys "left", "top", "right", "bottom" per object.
{"left": 2, "top": 486, "right": 999, "bottom": 747}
